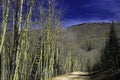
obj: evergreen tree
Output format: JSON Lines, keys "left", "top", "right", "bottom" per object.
{"left": 102, "top": 21, "right": 120, "bottom": 69}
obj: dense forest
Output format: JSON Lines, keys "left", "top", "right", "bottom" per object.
{"left": 0, "top": 0, "right": 120, "bottom": 80}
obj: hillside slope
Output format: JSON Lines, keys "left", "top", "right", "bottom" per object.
{"left": 67, "top": 22, "right": 120, "bottom": 50}
{"left": 60, "top": 23, "right": 120, "bottom": 71}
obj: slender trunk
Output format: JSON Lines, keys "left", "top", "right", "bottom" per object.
{"left": 13, "top": 0, "right": 23, "bottom": 80}
{"left": 0, "top": 0, "right": 10, "bottom": 53}
{"left": 1, "top": 0, "right": 10, "bottom": 80}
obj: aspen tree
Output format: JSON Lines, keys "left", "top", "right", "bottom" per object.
{"left": 13, "top": 0, "right": 24, "bottom": 80}
{"left": 1, "top": 0, "right": 10, "bottom": 80}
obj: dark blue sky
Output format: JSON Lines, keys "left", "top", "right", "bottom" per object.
{"left": 62, "top": 0, "right": 120, "bottom": 27}
{"left": 0, "top": 0, "right": 120, "bottom": 27}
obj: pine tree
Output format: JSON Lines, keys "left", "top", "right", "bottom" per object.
{"left": 102, "top": 21, "right": 120, "bottom": 69}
